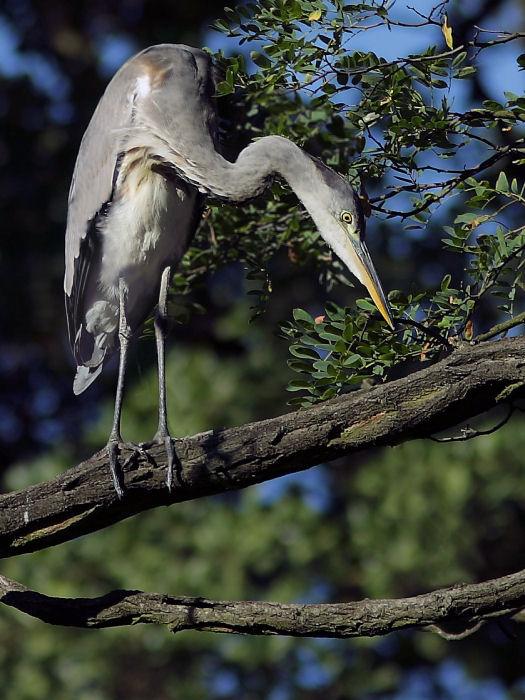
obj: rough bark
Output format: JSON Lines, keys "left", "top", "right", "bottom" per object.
{"left": 1, "top": 336, "right": 524, "bottom": 559}
{"left": 0, "top": 568, "right": 524, "bottom": 639}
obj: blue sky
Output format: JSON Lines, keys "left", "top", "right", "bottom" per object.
{"left": 204, "top": 0, "right": 524, "bottom": 101}
{"left": 0, "top": 1, "right": 522, "bottom": 105}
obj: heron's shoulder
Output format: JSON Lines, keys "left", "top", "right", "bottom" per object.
{"left": 120, "top": 44, "right": 213, "bottom": 84}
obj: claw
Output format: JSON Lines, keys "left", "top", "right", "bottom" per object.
{"left": 107, "top": 440, "right": 150, "bottom": 497}
{"left": 108, "top": 441, "right": 125, "bottom": 499}
{"left": 122, "top": 443, "right": 149, "bottom": 469}
{"left": 141, "top": 434, "right": 177, "bottom": 492}
{"left": 164, "top": 436, "right": 175, "bottom": 493}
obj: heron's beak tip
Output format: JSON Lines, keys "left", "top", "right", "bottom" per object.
{"left": 384, "top": 312, "right": 395, "bottom": 330}
{"left": 355, "top": 252, "right": 394, "bottom": 330}
{"left": 381, "top": 301, "right": 395, "bottom": 330}
{"left": 342, "top": 237, "right": 395, "bottom": 330}
{"left": 367, "top": 285, "right": 395, "bottom": 330}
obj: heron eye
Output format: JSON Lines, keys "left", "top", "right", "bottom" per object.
{"left": 341, "top": 211, "right": 353, "bottom": 224}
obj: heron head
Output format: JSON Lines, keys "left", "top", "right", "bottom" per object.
{"left": 307, "top": 162, "right": 394, "bottom": 329}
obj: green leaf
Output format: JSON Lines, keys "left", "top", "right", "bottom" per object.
{"left": 356, "top": 298, "right": 377, "bottom": 311}
{"left": 343, "top": 354, "right": 362, "bottom": 367}
{"left": 320, "top": 388, "right": 337, "bottom": 400}
{"left": 441, "top": 274, "right": 452, "bottom": 291}
{"left": 455, "top": 66, "right": 476, "bottom": 79}
{"left": 216, "top": 81, "right": 235, "bottom": 95}
{"left": 288, "top": 379, "right": 313, "bottom": 391}
{"left": 292, "top": 308, "right": 315, "bottom": 327}
{"left": 250, "top": 51, "right": 271, "bottom": 68}
{"left": 288, "top": 359, "right": 314, "bottom": 373}
{"left": 451, "top": 51, "right": 467, "bottom": 68}
{"left": 319, "top": 329, "right": 341, "bottom": 341}
{"left": 321, "top": 83, "right": 337, "bottom": 95}
{"left": 495, "top": 171, "right": 509, "bottom": 193}
{"left": 289, "top": 345, "right": 320, "bottom": 360}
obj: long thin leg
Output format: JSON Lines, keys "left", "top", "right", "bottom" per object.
{"left": 152, "top": 265, "right": 176, "bottom": 490}
{"left": 154, "top": 265, "right": 171, "bottom": 440}
{"left": 107, "top": 277, "right": 131, "bottom": 498}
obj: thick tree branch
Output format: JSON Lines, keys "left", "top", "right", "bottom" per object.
{"left": 1, "top": 336, "right": 525, "bottom": 558}
{"left": 1, "top": 568, "right": 524, "bottom": 639}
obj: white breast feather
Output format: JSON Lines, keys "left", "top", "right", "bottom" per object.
{"left": 98, "top": 149, "right": 199, "bottom": 296}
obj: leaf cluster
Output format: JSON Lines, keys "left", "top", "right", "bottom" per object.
{"left": 284, "top": 169, "right": 525, "bottom": 405}
{"left": 202, "top": 2, "right": 525, "bottom": 402}
{"left": 211, "top": 1, "right": 524, "bottom": 213}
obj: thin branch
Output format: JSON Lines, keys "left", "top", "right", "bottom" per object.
{"left": 280, "top": 28, "right": 525, "bottom": 98}
{"left": 1, "top": 568, "right": 524, "bottom": 638}
{"left": 395, "top": 315, "right": 453, "bottom": 347}
{"left": 472, "top": 310, "right": 525, "bottom": 343}
{"left": 369, "top": 141, "right": 523, "bottom": 217}
{"left": 472, "top": 29, "right": 525, "bottom": 47}
{"left": 429, "top": 405, "right": 515, "bottom": 442}
{"left": 405, "top": 2, "right": 445, "bottom": 26}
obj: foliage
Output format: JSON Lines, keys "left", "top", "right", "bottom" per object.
{"left": 283, "top": 169, "right": 525, "bottom": 405}
{"left": 202, "top": 0, "right": 525, "bottom": 404}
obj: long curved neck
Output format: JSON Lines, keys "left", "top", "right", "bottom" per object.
{"left": 182, "top": 135, "right": 321, "bottom": 204}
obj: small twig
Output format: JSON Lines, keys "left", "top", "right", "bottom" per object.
{"left": 429, "top": 405, "right": 515, "bottom": 442}
{"left": 370, "top": 142, "right": 521, "bottom": 211}
{"left": 427, "top": 619, "right": 485, "bottom": 640}
{"left": 395, "top": 316, "right": 454, "bottom": 347}
{"left": 474, "top": 241, "right": 525, "bottom": 302}
{"left": 473, "top": 311, "right": 525, "bottom": 343}
{"left": 407, "top": 2, "right": 447, "bottom": 24}
{"left": 472, "top": 30, "right": 525, "bottom": 47}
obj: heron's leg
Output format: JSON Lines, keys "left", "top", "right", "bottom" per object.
{"left": 107, "top": 277, "right": 131, "bottom": 498}
{"left": 153, "top": 265, "right": 171, "bottom": 439}
{"left": 152, "top": 265, "right": 176, "bottom": 490}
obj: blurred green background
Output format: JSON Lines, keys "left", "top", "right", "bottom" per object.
{"left": 1, "top": 0, "right": 525, "bottom": 697}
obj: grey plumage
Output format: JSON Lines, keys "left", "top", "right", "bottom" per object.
{"left": 65, "top": 45, "right": 217, "bottom": 393}
{"left": 65, "top": 43, "right": 393, "bottom": 495}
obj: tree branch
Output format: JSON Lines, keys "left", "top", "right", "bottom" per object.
{"left": 1, "top": 568, "right": 524, "bottom": 639}
{"left": 369, "top": 140, "right": 524, "bottom": 217}
{"left": 1, "top": 336, "right": 525, "bottom": 558}
{"left": 473, "top": 310, "right": 525, "bottom": 343}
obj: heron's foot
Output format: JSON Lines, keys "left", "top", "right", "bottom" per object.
{"left": 141, "top": 433, "right": 177, "bottom": 493}
{"left": 106, "top": 439, "right": 149, "bottom": 499}
{"left": 107, "top": 440, "right": 125, "bottom": 499}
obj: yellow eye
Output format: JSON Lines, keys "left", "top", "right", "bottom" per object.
{"left": 341, "top": 211, "right": 353, "bottom": 224}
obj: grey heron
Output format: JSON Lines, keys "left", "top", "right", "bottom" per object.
{"left": 65, "top": 44, "right": 394, "bottom": 497}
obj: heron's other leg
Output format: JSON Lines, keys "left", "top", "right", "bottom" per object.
{"left": 152, "top": 265, "right": 176, "bottom": 490}
{"left": 107, "top": 277, "right": 131, "bottom": 498}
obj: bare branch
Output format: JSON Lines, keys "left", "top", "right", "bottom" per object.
{"left": 1, "top": 568, "right": 524, "bottom": 638}
{"left": 472, "top": 29, "right": 525, "bottom": 46}
{"left": 429, "top": 405, "right": 516, "bottom": 442}
{"left": 369, "top": 141, "right": 524, "bottom": 217}
{"left": 473, "top": 310, "right": 525, "bottom": 343}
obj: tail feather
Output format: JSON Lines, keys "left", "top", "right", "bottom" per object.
{"left": 73, "top": 363, "right": 104, "bottom": 395}
{"left": 71, "top": 312, "right": 115, "bottom": 394}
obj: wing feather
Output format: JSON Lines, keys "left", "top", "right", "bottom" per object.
{"left": 64, "top": 71, "right": 136, "bottom": 298}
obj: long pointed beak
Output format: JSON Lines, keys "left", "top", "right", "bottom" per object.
{"left": 346, "top": 238, "right": 395, "bottom": 329}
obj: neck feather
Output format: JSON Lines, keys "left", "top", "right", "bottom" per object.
{"left": 178, "top": 135, "right": 319, "bottom": 204}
